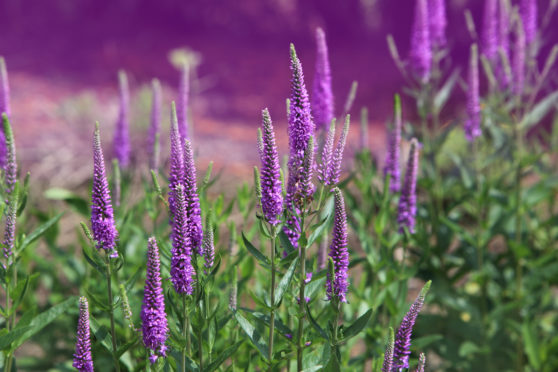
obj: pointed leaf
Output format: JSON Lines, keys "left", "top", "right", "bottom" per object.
{"left": 274, "top": 257, "right": 298, "bottom": 306}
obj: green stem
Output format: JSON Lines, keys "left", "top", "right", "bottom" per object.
{"left": 296, "top": 226, "right": 307, "bottom": 372}
{"left": 182, "top": 296, "right": 190, "bottom": 372}
{"left": 198, "top": 327, "right": 204, "bottom": 371}
{"left": 268, "top": 229, "right": 277, "bottom": 371}
{"left": 106, "top": 262, "right": 121, "bottom": 372}
{"left": 514, "top": 118, "right": 524, "bottom": 372}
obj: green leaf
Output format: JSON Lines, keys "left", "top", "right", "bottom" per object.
{"left": 44, "top": 188, "right": 89, "bottom": 216}
{"left": 520, "top": 90, "right": 558, "bottom": 130}
{"left": 307, "top": 215, "right": 331, "bottom": 248}
{"left": 7, "top": 296, "right": 77, "bottom": 352}
{"left": 340, "top": 309, "right": 372, "bottom": 341}
{"left": 234, "top": 310, "right": 270, "bottom": 361}
{"left": 522, "top": 321, "right": 541, "bottom": 370}
{"left": 18, "top": 213, "right": 63, "bottom": 254}
{"left": 0, "top": 326, "right": 32, "bottom": 350}
{"left": 278, "top": 230, "right": 296, "bottom": 256}
{"left": 274, "top": 257, "right": 298, "bottom": 306}
{"left": 306, "top": 303, "right": 328, "bottom": 341}
{"left": 305, "top": 277, "right": 326, "bottom": 301}
{"left": 242, "top": 233, "right": 270, "bottom": 268}
{"left": 205, "top": 341, "right": 243, "bottom": 372}
{"left": 434, "top": 69, "right": 460, "bottom": 111}
{"left": 89, "top": 316, "right": 113, "bottom": 352}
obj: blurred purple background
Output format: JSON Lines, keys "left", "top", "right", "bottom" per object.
{"left": 0, "top": 0, "right": 556, "bottom": 186}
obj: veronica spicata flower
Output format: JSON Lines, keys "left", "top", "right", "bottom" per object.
{"left": 311, "top": 27, "right": 334, "bottom": 132}
{"left": 148, "top": 79, "right": 162, "bottom": 170}
{"left": 464, "top": 44, "right": 481, "bottom": 142}
{"left": 112, "top": 71, "right": 131, "bottom": 167}
{"left": 73, "top": 297, "right": 94, "bottom": 372}
{"left": 141, "top": 237, "right": 168, "bottom": 363}
{"left": 91, "top": 124, "right": 118, "bottom": 258}
{"left": 326, "top": 188, "right": 349, "bottom": 303}
{"left": 397, "top": 139, "right": 420, "bottom": 234}
{"left": 384, "top": 95, "right": 402, "bottom": 192}
{"left": 409, "top": 0, "right": 432, "bottom": 81}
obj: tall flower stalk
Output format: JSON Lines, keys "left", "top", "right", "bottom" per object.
{"left": 168, "top": 102, "right": 185, "bottom": 223}
{"left": 398, "top": 139, "right": 420, "bottom": 234}
{"left": 512, "top": 19, "right": 526, "bottom": 96}
{"left": 384, "top": 94, "right": 402, "bottom": 192}
{"left": 112, "top": 71, "right": 131, "bottom": 168}
{"left": 73, "top": 297, "right": 94, "bottom": 372}
{"left": 2, "top": 189, "right": 17, "bottom": 261}
{"left": 312, "top": 27, "right": 334, "bottom": 132}
{"left": 381, "top": 327, "right": 394, "bottom": 372}
{"left": 170, "top": 183, "right": 195, "bottom": 295}
{"left": 148, "top": 78, "right": 162, "bottom": 170}
{"left": 0, "top": 57, "right": 10, "bottom": 169}
{"left": 91, "top": 123, "right": 120, "bottom": 371}
{"left": 141, "top": 237, "right": 168, "bottom": 364}
{"left": 257, "top": 108, "right": 283, "bottom": 368}
{"left": 392, "top": 281, "right": 431, "bottom": 370}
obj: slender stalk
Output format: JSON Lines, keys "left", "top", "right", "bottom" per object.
{"left": 182, "top": 295, "right": 190, "bottom": 372}
{"left": 198, "top": 327, "right": 204, "bottom": 371}
{"left": 5, "top": 276, "right": 13, "bottom": 372}
{"left": 296, "top": 214, "right": 307, "bottom": 372}
{"left": 268, "top": 228, "right": 277, "bottom": 370}
{"left": 514, "top": 116, "right": 524, "bottom": 372}
{"left": 106, "top": 261, "right": 121, "bottom": 372}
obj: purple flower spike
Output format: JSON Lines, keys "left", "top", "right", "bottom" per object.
{"left": 170, "top": 184, "right": 195, "bottom": 294}
{"left": 168, "top": 102, "right": 185, "bottom": 223}
{"left": 177, "top": 63, "right": 190, "bottom": 140}
{"left": 415, "top": 353, "right": 426, "bottom": 372}
{"left": 3, "top": 191, "right": 17, "bottom": 260}
{"left": 2, "top": 114, "right": 17, "bottom": 194}
{"left": 409, "top": 0, "right": 432, "bottom": 82}
{"left": 284, "top": 43, "right": 315, "bottom": 248}
{"left": 520, "top": 0, "right": 537, "bottom": 44}
{"left": 112, "top": 71, "right": 131, "bottom": 168}
{"left": 203, "top": 222, "right": 215, "bottom": 273}
{"left": 381, "top": 327, "right": 394, "bottom": 372}
{"left": 141, "top": 237, "right": 168, "bottom": 363}
{"left": 318, "top": 119, "right": 335, "bottom": 184}
{"left": 393, "top": 281, "right": 431, "bottom": 371}
{"left": 428, "top": 0, "right": 447, "bottom": 47}
{"left": 312, "top": 27, "right": 334, "bottom": 132}
{"left": 0, "top": 57, "right": 10, "bottom": 169}
{"left": 397, "top": 139, "right": 420, "bottom": 234}
{"left": 326, "top": 115, "right": 349, "bottom": 186}
{"left": 183, "top": 139, "right": 203, "bottom": 255}
{"left": 384, "top": 95, "right": 402, "bottom": 193}
{"left": 259, "top": 109, "right": 283, "bottom": 225}
{"left": 73, "top": 297, "right": 94, "bottom": 372}
{"left": 513, "top": 19, "right": 526, "bottom": 96}
{"left": 148, "top": 79, "right": 162, "bottom": 170}
{"left": 326, "top": 188, "right": 349, "bottom": 303}
{"left": 465, "top": 44, "right": 481, "bottom": 142}
{"left": 91, "top": 124, "right": 118, "bottom": 258}
{"left": 497, "top": 0, "right": 511, "bottom": 88}
{"left": 482, "top": 0, "right": 499, "bottom": 61}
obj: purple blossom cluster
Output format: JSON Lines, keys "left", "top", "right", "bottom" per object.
{"left": 465, "top": 44, "right": 481, "bottom": 142}
{"left": 319, "top": 116, "right": 349, "bottom": 187}
{"left": 148, "top": 79, "right": 162, "bottom": 170}
{"left": 141, "top": 237, "right": 168, "bottom": 364}
{"left": 183, "top": 139, "right": 203, "bottom": 255}
{"left": 383, "top": 95, "right": 402, "bottom": 193}
{"left": 203, "top": 222, "right": 215, "bottom": 273}
{"left": 258, "top": 109, "right": 283, "bottom": 225}
{"left": 91, "top": 125, "right": 118, "bottom": 258}
{"left": 392, "top": 282, "right": 431, "bottom": 370}
{"left": 112, "top": 71, "right": 131, "bottom": 168}
{"left": 73, "top": 297, "right": 94, "bottom": 372}
{"left": 284, "top": 43, "right": 315, "bottom": 248}
{"left": 311, "top": 28, "right": 334, "bottom": 132}
{"left": 409, "top": 0, "right": 432, "bottom": 82}
{"left": 0, "top": 57, "right": 10, "bottom": 169}
{"left": 177, "top": 63, "right": 190, "bottom": 140}
{"left": 326, "top": 188, "right": 349, "bottom": 303}
{"left": 397, "top": 139, "right": 420, "bottom": 234}
{"left": 2, "top": 191, "right": 17, "bottom": 260}
{"left": 170, "top": 183, "right": 195, "bottom": 295}
{"left": 2, "top": 114, "right": 17, "bottom": 194}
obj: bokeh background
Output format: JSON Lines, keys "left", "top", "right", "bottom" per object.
{"left": 0, "top": 0, "right": 555, "bottom": 189}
